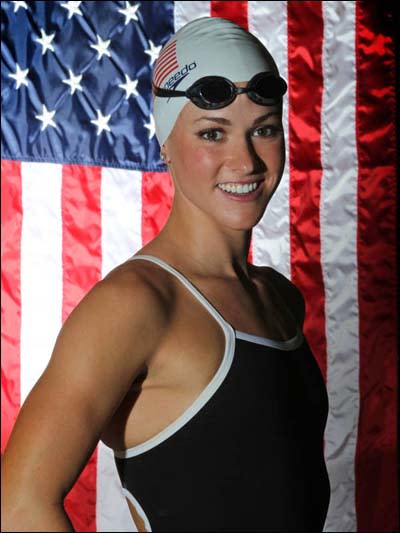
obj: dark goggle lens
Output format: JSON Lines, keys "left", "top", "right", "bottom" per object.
{"left": 250, "top": 74, "right": 287, "bottom": 102}
{"left": 199, "top": 80, "right": 232, "bottom": 104}
{"left": 188, "top": 73, "right": 287, "bottom": 108}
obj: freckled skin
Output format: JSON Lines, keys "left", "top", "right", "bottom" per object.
{"left": 162, "top": 81, "right": 286, "bottom": 233}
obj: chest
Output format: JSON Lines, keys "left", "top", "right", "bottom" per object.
{"left": 100, "top": 275, "right": 297, "bottom": 451}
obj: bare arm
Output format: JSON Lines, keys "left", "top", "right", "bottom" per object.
{"left": 1, "top": 267, "right": 169, "bottom": 532}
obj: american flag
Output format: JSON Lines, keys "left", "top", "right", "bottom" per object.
{"left": 153, "top": 39, "right": 177, "bottom": 87}
{"left": 1, "top": 1, "right": 397, "bottom": 532}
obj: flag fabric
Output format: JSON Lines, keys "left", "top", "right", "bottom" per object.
{"left": 1, "top": 1, "right": 397, "bottom": 531}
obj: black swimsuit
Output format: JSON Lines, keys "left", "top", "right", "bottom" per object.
{"left": 114, "top": 254, "right": 331, "bottom": 532}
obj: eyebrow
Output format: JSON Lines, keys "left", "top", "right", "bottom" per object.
{"left": 194, "top": 112, "right": 281, "bottom": 126}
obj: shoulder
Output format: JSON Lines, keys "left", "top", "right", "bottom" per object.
{"left": 100, "top": 256, "right": 174, "bottom": 309}
{"left": 253, "top": 264, "right": 306, "bottom": 330}
{"left": 57, "top": 257, "right": 175, "bottom": 372}
{"left": 82, "top": 256, "right": 175, "bottom": 335}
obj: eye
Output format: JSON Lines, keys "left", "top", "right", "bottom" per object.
{"left": 198, "top": 129, "right": 224, "bottom": 142}
{"left": 253, "top": 125, "right": 282, "bottom": 138}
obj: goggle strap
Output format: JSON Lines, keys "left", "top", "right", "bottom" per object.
{"left": 153, "top": 73, "right": 287, "bottom": 106}
{"left": 153, "top": 85, "right": 186, "bottom": 97}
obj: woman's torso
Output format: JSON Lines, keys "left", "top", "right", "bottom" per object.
{"left": 100, "top": 249, "right": 330, "bottom": 531}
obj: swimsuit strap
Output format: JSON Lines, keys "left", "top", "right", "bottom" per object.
{"left": 128, "top": 254, "right": 233, "bottom": 333}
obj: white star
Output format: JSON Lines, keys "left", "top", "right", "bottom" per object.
{"left": 62, "top": 68, "right": 83, "bottom": 95}
{"left": 90, "top": 34, "right": 111, "bottom": 60}
{"left": 144, "top": 113, "right": 156, "bottom": 140}
{"left": 118, "top": 74, "right": 139, "bottom": 100}
{"left": 35, "top": 28, "right": 55, "bottom": 55}
{"left": 35, "top": 104, "right": 57, "bottom": 131}
{"left": 144, "top": 40, "right": 162, "bottom": 67}
{"left": 90, "top": 109, "right": 111, "bottom": 136}
{"left": 61, "top": 1, "right": 83, "bottom": 19}
{"left": 9, "top": 63, "right": 29, "bottom": 89}
{"left": 12, "top": 1, "right": 28, "bottom": 13}
{"left": 118, "top": 2, "right": 140, "bottom": 25}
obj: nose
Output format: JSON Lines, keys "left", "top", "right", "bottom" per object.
{"left": 225, "top": 133, "right": 265, "bottom": 176}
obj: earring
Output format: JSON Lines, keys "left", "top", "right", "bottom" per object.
{"left": 160, "top": 153, "right": 165, "bottom": 161}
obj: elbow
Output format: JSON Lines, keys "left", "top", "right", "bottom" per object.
{"left": 1, "top": 475, "right": 65, "bottom": 532}
{"left": 1, "top": 495, "right": 72, "bottom": 532}
{"left": 1, "top": 496, "right": 32, "bottom": 532}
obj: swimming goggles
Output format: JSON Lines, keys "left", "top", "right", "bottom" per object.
{"left": 152, "top": 71, "right": 287, "bottom": 110}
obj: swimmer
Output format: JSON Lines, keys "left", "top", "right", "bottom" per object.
{"left": 2, "top": 16, "right": 330, "bottom": 532}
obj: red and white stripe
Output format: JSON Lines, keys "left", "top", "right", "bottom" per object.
{"left": 60, "top": 164, "right": 102, "bottom": 530}
{"left": 319, "top": 2, "right": 359, "bottom": 530}
{"left": 249, "top": 0, "right": 290, "bottom": 276}
{"left": 354, "top": 3, "right": 398, "bottom": 530}
{"left": 20, "top": 163, "right": 63, "bottom": 404}
{"left": 153, "top": 40, "right": 178, "bottom": 87}
{"left": 1, "top": 2, "right": 397, "bottom": 532}
{"left": 97, "top": 168, "right": 144, "bottom": 531}
{"left": 1, "top": 160, "right": 22, "bottom": 454}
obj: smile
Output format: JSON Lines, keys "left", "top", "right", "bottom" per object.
{"left": 217, "top": 180, "right": 261, "bottom": 194}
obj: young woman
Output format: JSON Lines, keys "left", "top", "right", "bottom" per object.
{"left": 2, "top": 17, "right": 331, "bottom": 532}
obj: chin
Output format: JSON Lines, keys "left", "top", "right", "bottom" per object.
{"left": 219, "top": 214, "right": 261, "bottom": 232}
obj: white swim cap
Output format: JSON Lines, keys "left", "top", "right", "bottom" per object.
{"left": 152, "top": 16, "right": 282, "bottom": 147}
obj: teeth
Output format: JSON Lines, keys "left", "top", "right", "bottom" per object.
{"left": 217, "top": 181, "right": 259, "bottom": 194}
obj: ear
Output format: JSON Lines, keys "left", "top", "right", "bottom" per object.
{"left": 160, "top": 143, "right": 169, "bottom": 163}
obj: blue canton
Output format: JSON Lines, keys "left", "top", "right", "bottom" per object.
{"left": 1, "top": 1, "right": 174, "bottom": 170}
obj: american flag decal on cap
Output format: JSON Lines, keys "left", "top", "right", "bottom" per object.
{"left": 153, "top": 39, "right": 178, "bottom": 87}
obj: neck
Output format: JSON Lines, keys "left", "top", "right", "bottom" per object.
{"left": 153, "top": 199, "right": 253, "bottom": 280}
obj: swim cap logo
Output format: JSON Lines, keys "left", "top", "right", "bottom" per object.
{"left": 164, "top": 62, "right": 197, "bottom": 91}
{"left": 153, "top": 39, "right": 197, "bottom": 91}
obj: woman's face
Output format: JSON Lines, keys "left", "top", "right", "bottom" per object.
{"left": 164, "top": 82, "right": 285, "bottom": 231}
